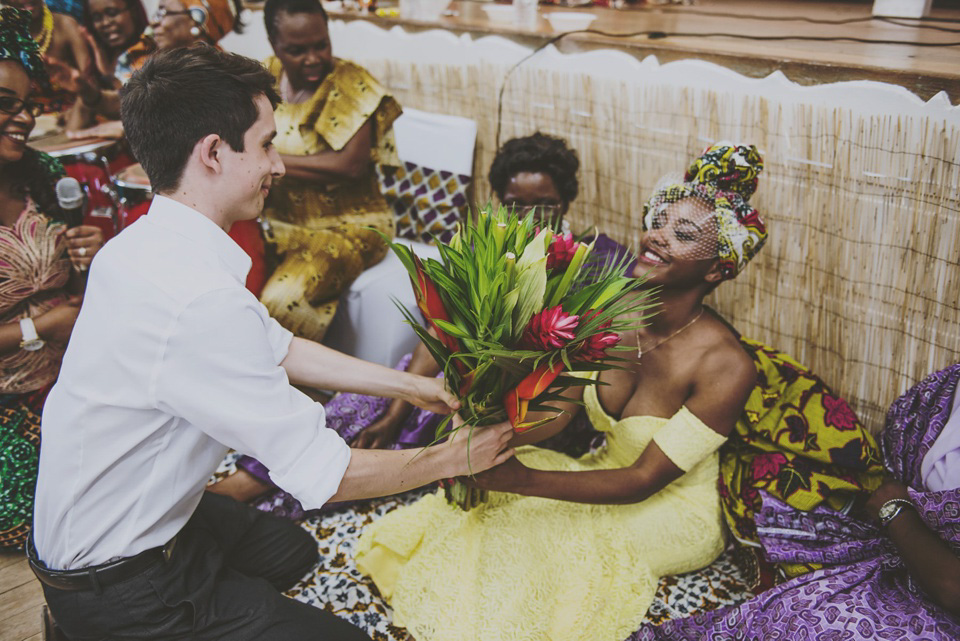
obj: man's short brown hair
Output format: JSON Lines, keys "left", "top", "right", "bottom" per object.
{"left": 120, "top": 45, "right": 281, "bottom": 193}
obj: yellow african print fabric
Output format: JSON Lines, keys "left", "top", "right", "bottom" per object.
{"left": 721, "top": 337, "right": 885, "bottom": 577}
{"left": 260, "top": 57, "right": 401, "bottom": 341}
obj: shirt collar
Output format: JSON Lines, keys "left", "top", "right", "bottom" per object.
{"left": 145, "top": 196, "right": 252, "bottom": 285}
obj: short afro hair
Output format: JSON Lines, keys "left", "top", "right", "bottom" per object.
{"left": 488, "top": 132, "right": 579, "bottom": 205}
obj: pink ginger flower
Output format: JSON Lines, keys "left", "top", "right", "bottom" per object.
{"left": 576, "top": 309, "right": 621, "bottom": 361}
{"left": 522, "top": 305, "right": 579, "bottom": 351}
{"left": 578, "top": 331, "right": 621, "bottom": 362}
{"left": 547, "top": 233, "right": 579, "bottom": 271}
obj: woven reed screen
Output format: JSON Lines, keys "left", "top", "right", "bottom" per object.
{"left": 353, "top": 55, "right": 960, "bottom": 432}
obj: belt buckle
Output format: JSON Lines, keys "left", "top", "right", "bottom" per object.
{"left": 162, "top": 536, "right": 177, "bottom": 562}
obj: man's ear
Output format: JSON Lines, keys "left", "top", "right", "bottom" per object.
{"left": 196, "top": 134, "right": 223, "bottom": 174}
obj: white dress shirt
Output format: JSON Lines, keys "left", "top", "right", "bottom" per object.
{"left": 34, "top": 196, "right": 351, "bottom": 570}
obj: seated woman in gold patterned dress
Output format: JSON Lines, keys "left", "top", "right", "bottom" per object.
{"left": 259, "top": 0, "right": 401, "bottom": 342}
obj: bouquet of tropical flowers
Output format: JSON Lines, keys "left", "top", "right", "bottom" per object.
{"left": 387, "top": 204, "right": 652, "bottom": 509}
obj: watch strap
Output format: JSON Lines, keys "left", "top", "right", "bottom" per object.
{"left": 19, "top": 317, "right": 39, "bottom": 343}
{"left": 879, "top": 498, "right": 914, "bottom": 527}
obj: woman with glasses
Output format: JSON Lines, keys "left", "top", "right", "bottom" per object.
{"left": 60, "top": 0, "right": 241, "bottom": 132}
{"left": 4, "top": 0, "right": 90, "bottom": 114}
{"left": 0, "top": 7, "right": 103, "bottom": 549}
{"left": 83, "top": 0, "right": 148, "bottom": 82}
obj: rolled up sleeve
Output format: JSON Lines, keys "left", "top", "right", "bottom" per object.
{"left": 154, "top": 288, "right": 351, "bottom": 509}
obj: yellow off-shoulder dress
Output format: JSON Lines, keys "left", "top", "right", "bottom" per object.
{"left": 356, "top": 383, "right": 729, "bottom": 641}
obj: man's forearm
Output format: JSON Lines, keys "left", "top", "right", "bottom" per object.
{"left": 329, "top": 446, "right": 453, "bottom": 502}
{"left": 281, "top": 336, "right": 415, "bottom": 399}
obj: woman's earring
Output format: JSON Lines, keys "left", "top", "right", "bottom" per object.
{"left": 190, "top": 25, "right": 201, "bottom": 36}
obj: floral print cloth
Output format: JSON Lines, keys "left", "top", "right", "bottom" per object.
{"left": 631, "top": 363, "right": 960, "bottom": 641}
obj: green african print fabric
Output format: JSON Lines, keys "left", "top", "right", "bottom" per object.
{"left": 0, "top": 389, "right": 45, "bottom": 549}
{"left": 720, "top": 338, "right": 885, "bottom": 577}
{"left": 0, "top": 7, "right": 49, "bottom": 85}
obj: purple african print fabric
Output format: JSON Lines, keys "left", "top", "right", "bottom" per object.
{"left": 630, "top": 364, "right": 960, "bottom": 641}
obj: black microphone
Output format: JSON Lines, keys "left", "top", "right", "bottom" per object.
{"left": 55, "top": 177, "right": 88, "bottom": 293}
{"left": 55, "top": 177, "right": 85, "bottom": 229}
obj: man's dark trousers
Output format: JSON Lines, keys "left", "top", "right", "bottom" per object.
{"left": 39, "top": 492, "right": 371, "bottom": 640}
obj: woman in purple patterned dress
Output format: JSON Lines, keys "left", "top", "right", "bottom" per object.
{"left": 207, "top": 133, "right": 632, "bottom": 517}
{"left": 632, "top": 363, "right": 960, "bottom": 640}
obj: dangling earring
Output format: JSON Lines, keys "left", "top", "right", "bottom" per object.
{"left": 190, "top": 25, "right": 201, "bottom": 36}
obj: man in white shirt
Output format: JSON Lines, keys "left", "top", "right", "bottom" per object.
{"left": 30, "top": 45, "right": 513, "bottom": 640}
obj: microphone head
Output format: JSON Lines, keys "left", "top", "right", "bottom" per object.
{"left": 55, "top": 177, "right": 85, "bottom": 211}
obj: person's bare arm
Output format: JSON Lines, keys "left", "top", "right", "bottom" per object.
{"left": 865, "top": 480, "right": 960, "bottom": 616}
{"left": 352, "top": 335, "right": 443, "bottom": 449}
{"left": 281, "top": 336, "right": 458, "bottom": 414}
{"left": 466, "top": 349, "right": 755, "bottom": 504}
{"left": 279, "top": 119, "right": 372, "bottom": 183}
{"left": 331, "top": 418, "right": 514, "bottom": 501}
{"left": 59, "top": 15, "right": 92, "bottom": 73}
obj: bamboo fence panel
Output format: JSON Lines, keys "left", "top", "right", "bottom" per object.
{"left": 349, "top": 53, "right": 960, "bottom": 432}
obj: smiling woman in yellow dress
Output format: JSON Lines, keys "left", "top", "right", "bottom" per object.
{"left": 257, "top": 0, "right": 401, "bottom": 342}
{"left": 356, "top": 144, "right": 769, "bottom": 641}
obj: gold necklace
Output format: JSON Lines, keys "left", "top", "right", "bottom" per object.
{"left": 635, "top": 307, "right": 704, "bottom": 361}
{"left": 36, "top": 5, "right": 55, "bottom": 57}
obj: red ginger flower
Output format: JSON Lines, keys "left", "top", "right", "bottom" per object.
{"left": 522, "top": 305, "right": 579, "bottom": 351}
{"left": 547, "top": 233, "right": 579, "bottom": 271}
{"left": 576, "top": 309, "right": 621, "bottom": 361}
{"left": 578, "top": 331, "right": 621, "bottom": 362}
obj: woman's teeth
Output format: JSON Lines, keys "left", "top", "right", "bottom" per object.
{"left": 5, "top": 132, "right": 26, "bottom": 143}
{"left": 642, "top": 250, "right": 666, "bottom": 264}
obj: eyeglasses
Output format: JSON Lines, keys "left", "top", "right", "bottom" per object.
{"left": 0, "top": 96, "right": 44, "bottom": 118}
{"left": 90, "top": 6, "right": 129, "bottom": 23}
{"left": 505, "top": 203, "right": 563, "bottom": 218}
{"left": 151, "top": 7, "right": 193, "bottom": 22}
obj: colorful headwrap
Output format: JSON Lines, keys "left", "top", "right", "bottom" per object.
{"left": 0, "top": 7, "right": 49, "bottom": 86}
{"left": 182, "top": 0, "right": 239, "bottom": 43}
{"left": 642, "top": 142, "right": 767, "bottom": 280}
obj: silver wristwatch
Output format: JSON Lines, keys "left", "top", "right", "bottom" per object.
{"left": 19, "top": 318, "right": 45, "bottom": 352}
{"left": 878, "top": 498, "right": 913, "bottom": 527}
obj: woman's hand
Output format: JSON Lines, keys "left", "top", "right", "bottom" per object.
{"left": 65, "top": 225, "right": 104, "bottom": 271}
{"left": 864, "top": 478, "right": 912, "bottom": 521}
{"left": 442, "top": 417, "right": 515, "bottom": 478}
{"left": 352, "top": 410, "right": 406, "bottom": 449}
{"left": 401, "top": 374, "right": 460, "bottom": 416}
{"left": 45, "top": 55, "right": 100, "bottom": 103}
{"left": 67, "top": 120, "right": 125, "bottom": 140}
{"left": 461, "top": 456, "right": 531, "bottom": 492}
{"left": 34, "top": 296, "right": 83, "bottom": 344}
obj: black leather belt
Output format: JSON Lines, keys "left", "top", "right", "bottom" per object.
{"left": 27, "top": 536, "right": 177, "bottom": 592}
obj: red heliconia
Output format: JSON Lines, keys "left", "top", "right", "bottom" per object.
{"left": 576, "top": 309, "right": 621, "bottom": 361}
{"left": 504, "top": 361, "right": 565, "bottom": 432}
{"left": 412, "top": 255, "right": 460, "bottom": 355}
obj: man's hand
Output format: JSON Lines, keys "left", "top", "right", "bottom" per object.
{"left": 461, "top": 456, "right": 531, "bottom": 492}
{"left": 401, "top": 374, "right": 459, "bottom": 415}
{"left": 443, "top": 417, "right": 515, "bottom": 478}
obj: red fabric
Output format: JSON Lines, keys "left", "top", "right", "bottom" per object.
{"left": 227, "top": 219, "right": 267, "bottom": 297}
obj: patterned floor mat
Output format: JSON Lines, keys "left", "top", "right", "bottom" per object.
{"left": 211, "top": 455, "right": 755, "bottom": 639}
